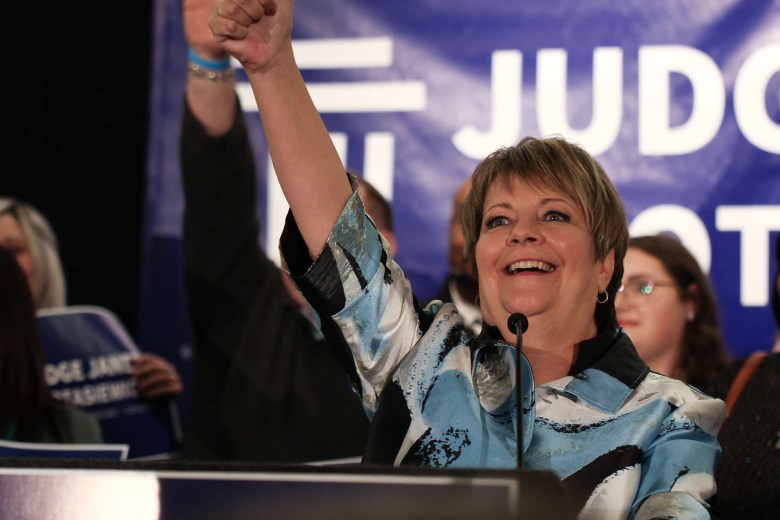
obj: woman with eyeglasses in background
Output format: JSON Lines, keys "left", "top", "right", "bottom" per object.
{"left": 616, "top": 234, "right": 730, "bottom": 391}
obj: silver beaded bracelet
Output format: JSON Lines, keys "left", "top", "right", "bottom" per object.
{"left": 187, "top": 61, "right": 234, "bottom": 82}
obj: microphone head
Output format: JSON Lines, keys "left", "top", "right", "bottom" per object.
{"left": 507, "top": 313, "right": 528, "bottom": 334}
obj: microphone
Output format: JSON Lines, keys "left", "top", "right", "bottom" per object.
{"left": 507, "top": 313, "right": 528, "bottom": 471}
{"left": 507, "top": 313, "right": 528, "bottom": 336}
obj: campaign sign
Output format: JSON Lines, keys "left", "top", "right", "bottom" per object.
{"left": 37, "top": 306, "right": 181, "bottom": 460}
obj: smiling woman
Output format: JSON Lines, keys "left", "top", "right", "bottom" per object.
{"left": 210, "top": 0, "right": 728, "bottom": 517}
{"left": 460, "top": 139, "right": 624, "bottom": 385}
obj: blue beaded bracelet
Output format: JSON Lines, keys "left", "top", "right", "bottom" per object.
{"left": 187, "top": 47, "right": 232, "bottom": 71}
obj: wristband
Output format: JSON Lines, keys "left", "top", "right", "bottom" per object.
{"left": 187, "top": 47, "right": 232, "bottom": 71}
{"left": 188, "top": 61, "right": 235, "bottom": 82}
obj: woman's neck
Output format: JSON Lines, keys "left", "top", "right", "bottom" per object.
{"left": 525, "top": 345, "right": 577, "bottom": 385}
{"left": 521, "top": 319, "right": 587, "bottom": 385}
{"left": 646, "top": 344, "right": 684, "bottom": 382}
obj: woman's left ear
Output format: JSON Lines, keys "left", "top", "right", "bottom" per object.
{"left": 599, "top": 249, "right": 616, "bottom": 289}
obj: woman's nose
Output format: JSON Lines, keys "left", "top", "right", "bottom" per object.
{"left": 507, "top": 222, "right": 541, "bottom": 245}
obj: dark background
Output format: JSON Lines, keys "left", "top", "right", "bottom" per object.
{"left": 5, "top": 3, "right": 153, "bottom": 337}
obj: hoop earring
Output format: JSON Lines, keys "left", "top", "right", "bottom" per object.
{"left": 474, "top": 295, "right": 480, "bottom": 307}
{"left": 597, "top": 291, "right": 609, "bottom": 304}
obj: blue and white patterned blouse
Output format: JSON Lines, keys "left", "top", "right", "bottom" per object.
{"left": 280, "top": 186, "right": 726, "bottom": 519}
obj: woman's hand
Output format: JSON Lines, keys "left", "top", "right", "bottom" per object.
{"left": 131, "top": 353, "right": 183, "bottom": 399}
{"left": 184, "top": 0, "right": 229, "bottom": 59}
{"left": 209, "top": 0, "right": 293, "bottom": 74}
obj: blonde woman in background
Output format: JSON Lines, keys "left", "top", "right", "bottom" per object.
{"left": 0, "top": 197, "right": 182, "bottom": 399}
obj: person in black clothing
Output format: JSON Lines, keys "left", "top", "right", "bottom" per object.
{"left": 706, "top": 233, "right": 780, "bottom": 519}
{"left": 429, "top": 177, "right": 482, "bottom": 337}
{"left": 0, "top": 245, "right": 103, "bottom": 444}
{"left": 178, "top": 0, "right": 396, "bottom": 463}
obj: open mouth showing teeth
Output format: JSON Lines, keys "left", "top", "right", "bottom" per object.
{"left": 507, "top": 260, "right": 554, "bottom": 274}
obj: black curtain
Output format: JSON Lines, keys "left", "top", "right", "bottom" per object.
{"left": 4, "top": 2, "right": 153, "bottom": 336}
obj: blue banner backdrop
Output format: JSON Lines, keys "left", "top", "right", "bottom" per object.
{"left": 142, "top": 0, "right": 780, "bottom": 414}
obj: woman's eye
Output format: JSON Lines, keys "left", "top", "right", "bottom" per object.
{"left": 543, "top": 210, "right": 570, "bottom": 222}
{"left": 485, "top": 215, "right": 509, "bottom": 228}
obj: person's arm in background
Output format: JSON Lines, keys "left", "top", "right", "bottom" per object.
{"left": 179, "top": 0, "right": 292, "bottom": 458}
{"left": 181, "top": 0, "right": 262, "bottom": 305}
{"left": 210, "top": 0, "right": 351, "bottom": 259}
{"left": 183, "top": 0, "right": 237, "bottom": 135}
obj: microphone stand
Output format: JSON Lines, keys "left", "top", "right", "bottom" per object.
{"left": 507, "top": 314, "right": 528, "bottom": 471}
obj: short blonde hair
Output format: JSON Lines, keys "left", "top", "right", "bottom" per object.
{"left": 0, "top": 197, "right": 67, "bottom": 308}
{"left": 460, "top": 136, "right": 628, "bottom": 330}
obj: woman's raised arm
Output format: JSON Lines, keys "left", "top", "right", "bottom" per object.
{"left": 210, "top": 0, "right": 352, "bottom": 258}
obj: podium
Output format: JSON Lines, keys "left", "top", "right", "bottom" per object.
{"left": 0, "top": 458, "right": 577, "bottom": 519}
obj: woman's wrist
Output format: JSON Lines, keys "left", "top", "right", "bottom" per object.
{"left": 187, "top": 47, "right": 234, "bottom": 82}
{"left": 188, "top": 47, "right": 232, "bottom": 70}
